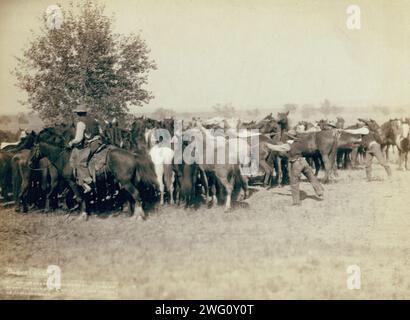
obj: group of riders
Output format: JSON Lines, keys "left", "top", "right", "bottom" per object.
{"left": 0, "top": 102, "right": 409, "bottom": 219}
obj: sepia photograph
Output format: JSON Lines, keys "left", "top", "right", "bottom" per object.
{"left": 0, "top": 0, "right": 409, "bottom": 304}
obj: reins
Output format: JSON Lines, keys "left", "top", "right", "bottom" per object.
{"left": 29, "top": 147, "right": 67, "bottom": 172}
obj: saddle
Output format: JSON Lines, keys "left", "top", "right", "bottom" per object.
{"left": 88, "top": 145, "right": 116, "bottom": 182}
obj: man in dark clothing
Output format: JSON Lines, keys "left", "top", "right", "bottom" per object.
{"left": 286, "top": 131, "right": 324, "bottom": 205}
{"left": 361, "top": 132, "right": 392, "bottom": 181}
{"left": 68, "top": 104, "right": 102, "bottom": 193}
{"left": 267, "top": 131, "right": 324, "bottom": 205}
{"left": 289, "top": 156, "right": 324, "bottom": 206}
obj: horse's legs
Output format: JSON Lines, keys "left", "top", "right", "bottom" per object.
{"left": 121, "top": 181, "right": 144, "bottom": 219}
{"left": 272, "top": 156, "right": 279, "bottom": 185}
{"left": 332, "top": 156, "right": 339, "bottom": 178}
{"left": 163, "top": 164, "right": 174, "bottom": 205}
{"left": 206, "top": 174, "right": 217, "bottom": 207}
{"left": 19, "top": 178, "right": 29, "bottom": 213}
{"left": 321, "top": 154, "right": 332, "bottom": 184}
{"left": 369, "top": 143, "right": 392, "bottom": 179}
{"left": 351, "top": 147, "right": 359, "bottom": 168}
{"left": 17, "top": 162, "right": 30, "bottom": 213}
{"left": 12, "top": 168, "right": 22, "bottom": 212}
{"left": 383, "top": 145, "right": 389, "bottom": 162}
{"left": 155, "top": 165, "right": 165, "bottom": 205}
{"left": 198, "top": 167, "right": 209, "bottom": 203}
{"left": 276, "top": 157, "right": 283, "bottom": 186}
{"left": 397, "top": 150, "right": 403, "bottom": 171}
{"left": 259, "top": 159, "right": 273, "bottom": 187}
{"left": 44, "top": 173, "right": 58, "bottom": 212}
{"left": 241, "top": 175, "right": 249, "bottom": 199}
{"left": 218, "top": 174, "right": 234, "bottom": 212}
{"left": 159, "top": 179, "right": 165, "bottom": 206}
{"left": 313, "top": 156, "right": 321, "bottom": 176}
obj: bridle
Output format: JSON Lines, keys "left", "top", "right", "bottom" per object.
{"left": 28, "top": 143, "right": 67, "bottom": 171}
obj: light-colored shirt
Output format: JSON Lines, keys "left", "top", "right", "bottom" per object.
{"left": 69, "top": 121, "right": 86, "bottom": 146}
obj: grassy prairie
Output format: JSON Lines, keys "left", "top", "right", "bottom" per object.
{"left": 0, "top": 164, "right": 409, "bottom": 299}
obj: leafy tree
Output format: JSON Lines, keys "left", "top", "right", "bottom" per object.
{"left": 14, "top": 1, "right": 156, "bottom": 123}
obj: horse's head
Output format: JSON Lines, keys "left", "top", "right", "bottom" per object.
{"left": 258, "top": 118, "right": 280, "bottom": 135}
{"left": 262, "top": 113, "right": 274, "bottom": 121}
{"left": 145, "top": 118, "right": 159, "bottom": 130}
{"left": 317, "top": 119, "right": 332, "bottom": 130}
{"left": 391, "top": 119, "right": 410, "bottom": 142}
{"left": 359, "top": 118, "right": 380, "bottom": 133}
{"left": 276, "top": 111, "right": 289, "bottom": 130}
{"left": 18, "top": 131, "right": 37, "bottom": 150}
{"left": 336, "top": 117, "right": 345, "bottom": 129}
{"left": 161, "top": 118, "right": 175, "bottom": 137}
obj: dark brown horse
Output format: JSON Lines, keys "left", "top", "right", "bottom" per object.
{"left": 380, "top": 120, "right": 398, "bottom": 161}
{"left": 388, "top": 119, "right": 410, "bottom": 170}
{"left": 251, "top": 111, "right": 290, "bottom": 186}
{"left": 4, "top": 132, "right": 39, "bottom": 212}
{"left": 0, "top": 151, "right": 12, "bottom": 201}
{"left": 290, "top": 130, "right": 341, "bottom": 183}
{"left": 29, "top": 138, "right": 159, "bottom": 219}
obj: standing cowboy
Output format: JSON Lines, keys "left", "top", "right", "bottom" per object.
{"left": 286, "top": 131, "right": 324, "bottom": 206}
{"left": 266, "top": 130, "right": 324, "bottom": 206}
{"left": 358, "top": 119, "right": 392, "bottom": 181}
{"left": 68, "top": 103, "right": 102, "bottom": 193}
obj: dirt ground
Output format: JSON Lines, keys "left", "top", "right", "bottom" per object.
{"left": 0, "top": 163, "right": 409, "bottom": 299}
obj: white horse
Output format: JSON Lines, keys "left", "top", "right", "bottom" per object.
{"left": 146, "top": 129, "right": 175, "bottom": 205}
{"left": 0, "top": 129, "right": 27, "bottom": 150}
{"left": 392, "top": 119, "right": 410, "bottom": 171}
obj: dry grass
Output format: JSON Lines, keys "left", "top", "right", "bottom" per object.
{"left": 0, "top": 164, "right": 409, "bottom": 299}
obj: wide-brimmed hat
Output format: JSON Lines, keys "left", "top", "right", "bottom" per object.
{"left": 72, "top": 103, "right": 88, "bottom": 113}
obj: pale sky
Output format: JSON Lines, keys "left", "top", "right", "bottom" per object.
{"left": 0, "top": 0, "right": 409, "bottom": 114}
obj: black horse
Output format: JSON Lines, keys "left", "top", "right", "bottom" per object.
{"left": 29, "top": 135, "right": 159, "bottom": 219}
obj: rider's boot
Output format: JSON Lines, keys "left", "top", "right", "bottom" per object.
{"left": 82, "top": 182, "right": 92, "bottom": 194}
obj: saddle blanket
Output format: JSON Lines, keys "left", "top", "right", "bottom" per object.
{"left": 343, "top": 127, "right": 369, "bottom": 135}
{"left": 89, "top": 145, "right": 116, "bottom": 181}
{"left": 265, "top": 143, "right": 291, "bottom": 152}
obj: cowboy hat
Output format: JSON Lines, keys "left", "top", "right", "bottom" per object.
{"left": 72, "top": 103, "right": 88, "bottom": 113}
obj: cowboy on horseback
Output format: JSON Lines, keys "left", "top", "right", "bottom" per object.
{"left": 68, "top": 103, "right": 102, "bottom": 193}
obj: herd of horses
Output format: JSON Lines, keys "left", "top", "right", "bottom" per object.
{"left": 0, "top": 112, "right": 409, "bottom": 220}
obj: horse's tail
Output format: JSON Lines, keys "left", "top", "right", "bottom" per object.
{"left": 11, "top": 156, "right": 22, "bottom": 202}
{"left": 330, "top": 130, "right": 341, "bottom": 157}
{"left": 400, "top": 138, "right": 410, "bottom": 152}
{"left": 134, "top": 154, "right": 160, "bottom": 191}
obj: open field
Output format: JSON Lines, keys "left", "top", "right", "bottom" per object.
{"left": 0, "top": 163, "right": 409, "bottom": 299}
